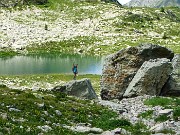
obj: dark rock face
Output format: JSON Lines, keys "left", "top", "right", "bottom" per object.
{"left": 100, "top": 43, "right": 174, "bottom": 100}
{"left": 0, "top": 0, "right": 47, "bottom": 7}
{"left": 123, "top": 58, "right": 172, "bottom": 97}
{"left": 53, "top": 78, "right": 97, "bottom": 99}
{"left": 161, "top": 54, "right": 180, "bottom": 96}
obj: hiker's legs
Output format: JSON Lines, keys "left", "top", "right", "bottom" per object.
{"left": 73, "top": 73, "right": 76, "bottom": 80}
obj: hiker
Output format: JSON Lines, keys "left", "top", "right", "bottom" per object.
{"left": 72, "top": 63, "right": 78, "bottom": 80}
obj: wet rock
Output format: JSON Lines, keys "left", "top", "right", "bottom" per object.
{"left": 161, "top": 54, "right": 180, "bottom": 96}
{"left": 53, "top": 78, "right": 97, "bottom": 99}
{"left": 123, "top": 58, "right": 172, "bottom": 97}
{"left": 101, "top": 44, "right": 174, "bottom": 100}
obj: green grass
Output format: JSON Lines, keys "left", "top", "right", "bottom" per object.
{"left": 173, "top": 107, "right": 180, "bottom": 120}
{"left": 0, "top": 74, "right": 101, "bottom": 95}
{"left": 144, "top": 97, "right": 180, "bottom": 121}
{"left": 158, "top": 129, "right": 176, "bottom": 134}
{"left": 0, "top": 82, "right": 145, "bottom": 134}
{"left": 138, "top": 110, "right": 153, "bottom": 119}
{"left": 126, "top": 122, "right": 151, "bottom": 135}
{"left": 0, "top": 50, "right": 18, "bottom": 58}
{"left": 155, "top": 114, "right": 170, "bottom": 122}
{"left": 0, "top": 85, "right": 121, "bottom": 134}
{"left": 0, "top": 84, "right": 154, "bottom": 134}
{"left": 27, "top": 36, "right": 102, "bottom": 55}
{"left": 144, "top": 97, "right": 173, "bottom": 107}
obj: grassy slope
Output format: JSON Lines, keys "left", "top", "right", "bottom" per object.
{"left": 0, "top": 75, "right": 150, "bottom": 135}
{"left": 1, "top": 74, "right": 179, "bottom": 134}
{"left": 0, "top": 84, "right": 122, "bottom": 134}
{"left": 0, "top": 1, "right": 180, "bottom": 57}
{"left": 28, "top": 1, "right": 180, "bottom": 55}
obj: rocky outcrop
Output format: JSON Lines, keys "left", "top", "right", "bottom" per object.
{"left": 100, "top": 43, "right": 174, "bottom": 100}
{"left": 53, "top": 78, "right": 97, "bottom": 99}
{"left": 123, "top": 58, "right": 172, "bottom": 97}
{"left": 125, "top": 0, "right": 180, "bottom": 8}
{"left": 161, "top": 54, "right": 180, "bottom": 96}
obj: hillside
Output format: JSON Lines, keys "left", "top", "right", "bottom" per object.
{"left": 125, "top": 0, "right": 180, "bottom": 8}
{"left": 0, "top": 0, "right": 180, "bottom": 57}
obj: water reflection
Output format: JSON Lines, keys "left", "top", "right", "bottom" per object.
{"left": 0, "top": 54, "right": 104, "bottom": 75}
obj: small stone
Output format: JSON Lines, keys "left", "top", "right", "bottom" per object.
{"left": 37, "top": 125, "right": 52, "bottom": 132}
{"left": 159, "top": 109, "right": 173, "bottom": 115}
{"left": 9, "top": 108, "right": 21, "bottom": 112}
{"left": 55, "top": 110, "right": 62, "bottom": 116}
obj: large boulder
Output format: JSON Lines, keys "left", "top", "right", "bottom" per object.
{"left": 100, "top": 43, "right": 174, "bottom": 100}
{"left": 53, "top": 78, "right": 97, "bottom": 99}
{"left": 123, "top": 58, "right": 172, "bottom": 97}
{"left": 161, "top": 54, "right": 180, "bottom": 96}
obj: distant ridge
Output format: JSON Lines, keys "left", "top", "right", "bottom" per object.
{"left": 125, "top": 0, "right": 180, "bottom": 8}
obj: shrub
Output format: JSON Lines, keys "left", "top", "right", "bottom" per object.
{"left": 162, "top": 32, "right": 168, "bottom": 39}
{"left": 160, "top": 7, "right": 165, "bottom": 12}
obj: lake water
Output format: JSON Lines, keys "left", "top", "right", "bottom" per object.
{"left": 0, "top": 54, "right": 104, "bottom": 75}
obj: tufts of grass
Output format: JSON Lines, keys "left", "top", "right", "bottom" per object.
{"left": 126, "top": 122, "right": 151, "bottom": 135}
{"left": 155, "top": 114, "right": 169, "bottom": 122}
{"left": 92, "top": 117, "right": 131, "bottom": 130}
{"left": 158, "top": 129, "right": 176, "bottom": 134}
{"left": 144, "top": 97, "right": 173, "bottom": 107}
{"left": 144, "top": 97, "right": 180, "bottom": 121}
{"left": 173, "top": 107, "right": 180, "bottom": 120}
{"left": 138, "top": 110, "right": 153, "bottom": 119}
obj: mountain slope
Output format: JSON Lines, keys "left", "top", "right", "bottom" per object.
{"left": 125, "top": 0, "right": 180, "bottom": 7}
{"left": 0, "top": 0, "right": 180, "bottom": 57}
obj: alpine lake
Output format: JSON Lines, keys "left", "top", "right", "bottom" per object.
{"left": 0, "top": 54, "right": 104, "bottom": 75}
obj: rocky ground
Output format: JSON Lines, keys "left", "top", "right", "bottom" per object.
{"left": 0, "top": 1, "right": 180, "bottom": 56}
{"left": 98, "top": 95, "right": 180, "bottom": 135}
